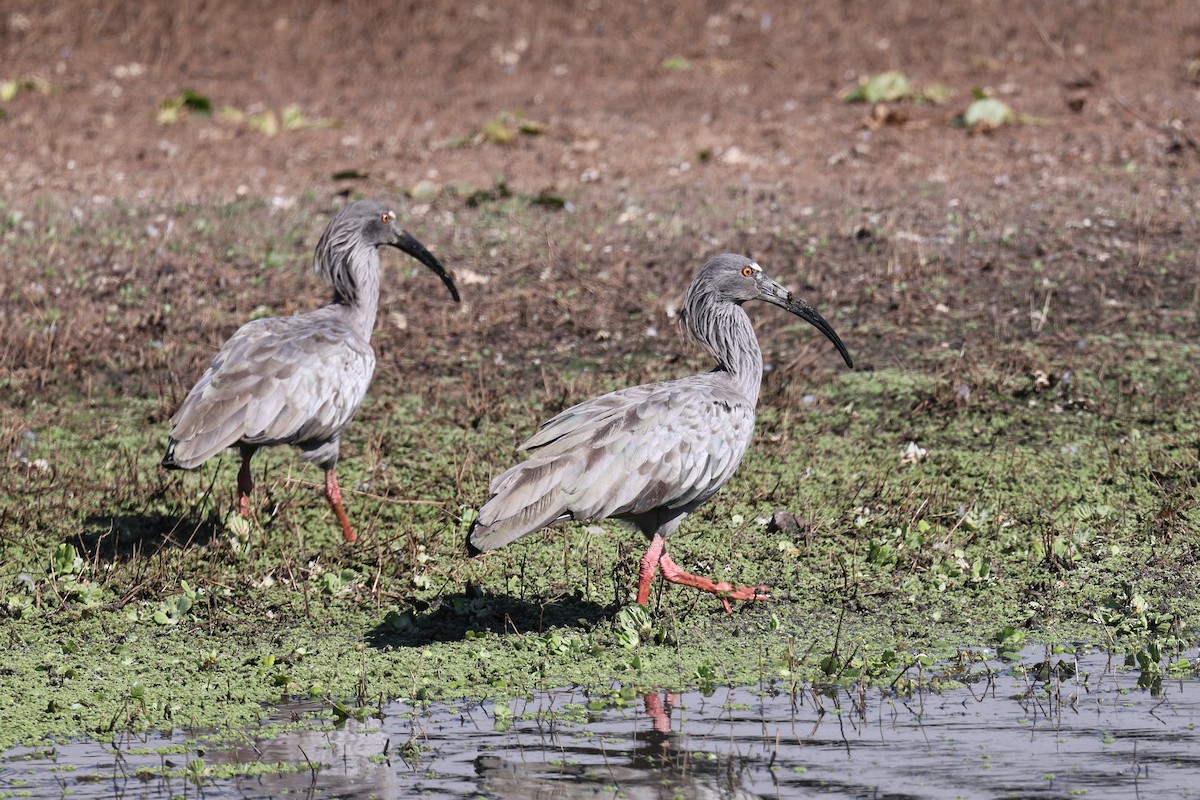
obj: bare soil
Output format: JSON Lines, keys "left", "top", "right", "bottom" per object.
{"left": 2, "top": 0, "right": 1199, "bottom": 413}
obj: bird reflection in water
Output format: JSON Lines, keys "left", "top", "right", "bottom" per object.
{"left": 473, "top": 690, "right": 758, "bottom": 800}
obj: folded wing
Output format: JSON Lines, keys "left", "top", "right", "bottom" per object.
{"left": 469, "top": 375, "right": 754, "bottom": 551}
{"left": 163, "top": 315, "right": 375, "bottom": 469}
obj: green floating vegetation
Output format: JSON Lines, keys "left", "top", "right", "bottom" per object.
{"left": 843, "top": 70, "right": 913, "bottom": 103}
{"left": 962, "top": 94, "right": 1015, "bottom": 130}
{"left": 842, "top": 70, "right": 951, "bottom": 105}
{"left": 2, "top": 199, "right": 1200, "bottom": 750}
{"left": 3, "top": 337, "right": 1200, "bottom": 749}
{"left": 219, "top": 103, "right": 339, "bottom": 136}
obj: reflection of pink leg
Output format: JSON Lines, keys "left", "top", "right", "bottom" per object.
{"left": 325, "top": 470, "right": 357, "bottom": 543}
{"left": 237, "top": 454, "right": 254, "bottom": 517}
{"left": 644, "top": 692, "right": 672, "bottom": 734}
{"left": 658, "top": 552, "right": 770, "bottom": 615}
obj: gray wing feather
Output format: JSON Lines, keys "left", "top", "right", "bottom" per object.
{"left": 166, "top": 315, "right": 375, "bottom": 469}
{"left": 469, "top": 376, "right": 754, "bottom": 551}
{"left": 518, "top": 389, "right": 649, "bottom": 451}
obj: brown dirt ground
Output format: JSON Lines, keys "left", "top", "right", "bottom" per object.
{"left": 1, "top": 0, "right": 1199, "bottom": 416}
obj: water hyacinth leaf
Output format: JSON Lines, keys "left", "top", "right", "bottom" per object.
{"left": 844, "top": 71, "right": 912, "bottom": 103}
{"left": 224, "top": 513, "right": 251, "bottom": 543}
{"left": 320, "top": 568, "right": 359, "bottom": 595}
{"left": 52, "top": 543, "right": 83, "bottom": 577}
{"left": 153, "top": 592, "right": 193, "bottom": 625}
{"left": 492, "top": 701, "right": 512, "bottom": 732}
{"left": 616, "top": 604, "right": 652, "bottom": 637}
{"left": 187, "top": 757, "right": 207, "bottom": 785}
{"left": 963, "top": 97, "right": 1015, "bottom": 130}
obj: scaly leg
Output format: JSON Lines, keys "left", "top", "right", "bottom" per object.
{"left": 637, "top": 533, "right": 769, "bottom": 613}
{"left": 636, "top": 534, "right": 668, "bottom": 605}
{"left": 324, "top": 469, "right": 357, "bottom": 543}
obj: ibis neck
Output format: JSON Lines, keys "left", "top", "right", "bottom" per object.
{"left": 690, "top": 301, "right": 764, "bottom": 405}
{"left": 330, "top": 245, "right": 382, "bottom": 339}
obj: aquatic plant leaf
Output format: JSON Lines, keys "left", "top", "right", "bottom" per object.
{"left": 844, "top": 71, "right": 912, "bottom": 103}
{"left": 963, "top": 97, "right": 1015, "bottom": 129}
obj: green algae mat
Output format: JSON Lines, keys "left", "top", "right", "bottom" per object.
{"left": 4, "top": 342, "right": 1200, "bottom": 749}
{"left": 3, "top": 197, "right": 1200, "bottom": 750}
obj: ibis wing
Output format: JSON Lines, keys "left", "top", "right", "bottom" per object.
{"left": 165, "top": 315, "right": 375, "bottom": 468}
{"left": 545, "top": 381, "right": 754, "bottom": 519}
{"left": 470, "top": 377, "right": 754, "bottom": 550}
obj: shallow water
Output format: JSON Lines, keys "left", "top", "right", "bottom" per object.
{"left": 4, "top": 649, "right": 1199, "bottom": 800}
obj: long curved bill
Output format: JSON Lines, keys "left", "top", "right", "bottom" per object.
{"left": 393, "top": 231, "right": 460, "bottom": 303}
{"left": 761, "top": 277, "right": 853, "bottom": 368}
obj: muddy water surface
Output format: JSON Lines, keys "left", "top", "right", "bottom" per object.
{"left": 3, "top": 649, "right": 1198, "bottom": 799}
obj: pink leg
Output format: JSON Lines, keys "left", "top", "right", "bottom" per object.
{"left": 636, "top": 534, "right": 770, "bottom": 613}
{"left": 325, "top": 470, "right": 357, "bottom": 543}
{"left": 237, "top": 454, "right": 254, "bottom": 517}
{"left": 658, "top": 552, "right": 770, "bottom": 614}
{"left": 636, "top": 534, "right": 667, "bottom": 605}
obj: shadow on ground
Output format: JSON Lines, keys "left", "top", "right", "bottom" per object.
{"left": 76, "top": 509, "right": 223, "bottom": 562}
{"left": 366, "top": 588, "right": 614, "bottom": 648}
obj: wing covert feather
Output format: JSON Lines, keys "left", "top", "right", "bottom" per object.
{"left": 470, "top": 375, "right": 756, "bottom": 550}
{"left": 166, "top": 316, "right": 375, "bottom": 467}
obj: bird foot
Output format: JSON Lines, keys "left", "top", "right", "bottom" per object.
{"left": 719, "top": 583, "right": 771, "bottom": 600}
{"left": 657, "top": 553, "right": 770, "bottom": 614}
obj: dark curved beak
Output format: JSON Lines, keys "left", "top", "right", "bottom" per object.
{"left": 760, "top": 278, "right": 853, "bottom": 368}
{"left": 391, "top": 230, "right": 460, "bottom": 303}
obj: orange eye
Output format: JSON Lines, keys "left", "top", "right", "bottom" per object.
{"left": 381, "top": 213, "right": 392, "bottom": 223}
{"left": 741, "top": 266, "right": 754, "bottom": 277}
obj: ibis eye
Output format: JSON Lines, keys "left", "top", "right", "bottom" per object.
{"left": 741, "top": 266, "right": 754, "bottom": 277}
